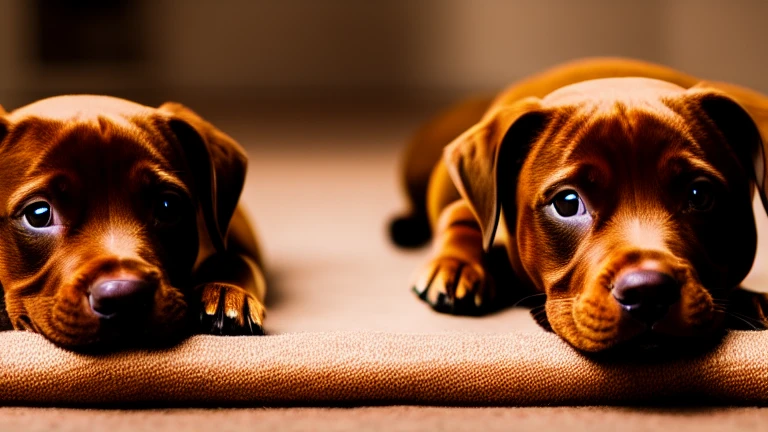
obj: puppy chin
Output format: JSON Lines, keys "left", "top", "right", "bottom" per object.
{"left": 38, "top": 286, "right": 101, "bottom": 348}
{"left": 548, "top": 298, "right": 722, "bottom": 353}
{"left": 546, "top": 257, "right": 722, "bottom": 353}
{"left": 546, "top": 296, "right": 643, "bottom": 353}
{"left": 650, "top": 287, "right": 722, "bottom": 338}
{"left": 33, "top": 260, "right": 189, "bottom": 348}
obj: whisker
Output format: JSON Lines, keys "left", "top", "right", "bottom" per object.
{"left": 513, "top": 292, "right": 547, "bottom": 307}
{"left": 727, "top": 310, "right": 766, "bottom": 329}
{"left": 545, "top": 297, "right": 575, "bottom": 305}
{"left": 726, "top": 312, "right": 760, "bottom": 330}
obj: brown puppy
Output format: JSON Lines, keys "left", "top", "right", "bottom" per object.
{"left": 392, "top": 58, "right": 768, "bottom": 352}
{"left": 0, "top": 95, "right": 266, "bottom": 348}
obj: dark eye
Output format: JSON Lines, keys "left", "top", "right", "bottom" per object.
{"left": 22, "top": 201, "right": 53, "bottom": 228}
{"left": 688, "top": 179, "right": 715, "bottom": 212}
{"left": 551, "top": 190, "right": 587, "bottom": 218}
{"left": 154, "top": 192, "right": 184, "bottom": 226}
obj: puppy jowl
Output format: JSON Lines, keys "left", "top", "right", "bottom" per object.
{"left": 391, "top": 58, "right": 768, "bottom": 352}
{"left": 0, "top": 96, "right": 267, "bottom": 348}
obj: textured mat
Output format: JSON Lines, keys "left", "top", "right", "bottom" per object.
{"left": 1, "top": 330, "right": 767, "bottom": 406}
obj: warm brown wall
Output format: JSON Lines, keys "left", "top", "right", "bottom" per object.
{"left": 0, "top": 1, "right": 24, "bottom": 108}
{"left": 661, "top": 0, "right": 768, "bottom": 90}
{"left": 139, "top": 0, "right": 768, "bottom": 95}
{"left": 0, "top": 0, "right": 766, "bottom": 106}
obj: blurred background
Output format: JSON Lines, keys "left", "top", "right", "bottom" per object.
{"left": 0, "top": 0, "right": 766, "bottom": 114}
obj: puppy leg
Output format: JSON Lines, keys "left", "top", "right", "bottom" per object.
{"left": 196, "top": 208, "right": 267, "bottom": 335}
{"left": 412, "top": 200, "right": 494, "bottom": 315}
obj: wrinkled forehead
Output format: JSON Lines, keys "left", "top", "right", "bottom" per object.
{"left": 0, "top": 117, "right": 187, "bottom": 204}
{"left": 537, "top": 78, "right": 695, "bottom": 158}
{"left": 526, "top": 102, "right": 728, "bottom": 191}
{"left": 557, "top": 107, "right": 695, "bottom": 162}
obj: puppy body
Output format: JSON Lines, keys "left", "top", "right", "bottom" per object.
{"left": 0, "top": 95, "right": 266, "bottom": 348}
{"left": 393, "top": 58, "right": 768, "bottom": 351}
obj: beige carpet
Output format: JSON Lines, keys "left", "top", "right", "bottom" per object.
{"left": 2, "top": 407, "right": 768, "bottom": 432}
{"left": 3, "top": 330, "right": 768, "bottom": 406}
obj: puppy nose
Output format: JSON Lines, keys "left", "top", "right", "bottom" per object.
{"left": 612, "top": 270, "right": 681, "bottom": 324}
{"left": 89, "top": 280, "right": 155, "bottom": 318}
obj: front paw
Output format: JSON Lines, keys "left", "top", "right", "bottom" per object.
{"left": 412, "top": 256, "right": 494, "bottom": 315}
{"left": 198, "top": 283, "right": 265, "bottom": 335}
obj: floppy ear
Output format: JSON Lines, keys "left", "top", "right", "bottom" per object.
{"left": 681, "top": 87, "right": 767, "bottom": 213}
{"left": 157, "top": 102, "right": 248, "bottom": 254}
{"left": 443, "top": 97, "right": 546, "bottom": 250}
{"left": 0, "top": 104, "right": 8, "bottom": 142}
{"left": 0, "top": 107, "right": 11, "bottom": 330}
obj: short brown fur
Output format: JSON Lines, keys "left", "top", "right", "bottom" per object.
{"left": 0, "top": 95, "right": 267, "bottom": 348}
{"left": 393, "top": 58, "right": 768, "bottom": 352}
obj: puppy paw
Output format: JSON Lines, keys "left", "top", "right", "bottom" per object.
{"left": 412, "top": 256, "right": 494, "bottom": 315}
{"left": 198, "top": 283, "right": 265, "bottom": 336}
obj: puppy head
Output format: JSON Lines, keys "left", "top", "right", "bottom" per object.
{"left": 445, "top": 78, "right": 764, "bottom": 352}
{"left": 0, "top": 96, "right": 246, "bottom": 348}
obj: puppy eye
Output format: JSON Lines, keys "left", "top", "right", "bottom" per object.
{"left": 687, "top": 178, "right": 715, "bottom": 212}
{"left": 154, "top": 192, "right": 184, "bottom": 226}
{"left": 22, "top": 201, "right": 53, "bottom": 228}
{"left": 551, "top": 190, "right": 587, "bottom": 218}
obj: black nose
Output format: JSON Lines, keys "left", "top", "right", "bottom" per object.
{"left": 89, "top": 280, "right": 155, "bottom": 318}
{"left": 612, "top": 270, "right": 681, "bottom": 324}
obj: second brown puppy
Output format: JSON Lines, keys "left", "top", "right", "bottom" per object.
{"left": 392, "top": 58, "right": 768, "bottom": 352}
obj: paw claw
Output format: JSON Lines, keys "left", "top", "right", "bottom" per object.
{"left": 412, "top": 257, "right": 493, "bottom": 316}
{"left": 198, "top": 283, "right": 265, "bottom": 336}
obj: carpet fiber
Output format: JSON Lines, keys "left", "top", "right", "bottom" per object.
{"left": 2, "top": 330, "right": 768, "bottom": 406}
{"left": 4, "top": 406, "right": 768, "bottom": 432}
